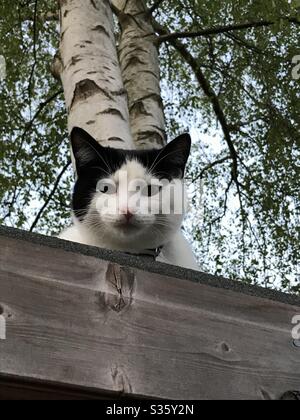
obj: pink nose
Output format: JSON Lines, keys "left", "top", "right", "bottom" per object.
{"left": 123, "top": 210, "right": 133, "bottom": 222}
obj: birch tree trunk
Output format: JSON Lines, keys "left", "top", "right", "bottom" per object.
{"left": 113, "top": 0, "right": 166, "bottom": 149}
{"left": 58, "top": 0, "right": 133, "bottom": 149}
{"left": 57, "top": 0, "right": 165, "bottom": 153}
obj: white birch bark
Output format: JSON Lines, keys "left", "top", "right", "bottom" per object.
{"left": 113, "top": 0, "right": 166, "bottom": 149}
{"left": 58, "top": 0, "right": 133, "bottom": 149}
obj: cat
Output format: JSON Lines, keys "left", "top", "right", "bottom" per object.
{"left": 59, "top": 127, "right": 200, "bottom": 271}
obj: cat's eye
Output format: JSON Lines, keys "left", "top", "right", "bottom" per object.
{"left": 96, "top": 180, "right": 116, "bottom": 195}
{"left": 142, "top": 184, "right": 162, "bottom": 197}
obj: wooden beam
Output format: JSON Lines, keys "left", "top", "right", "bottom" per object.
{"left": 0, "top": 226, "right": 299, "bottom": 400}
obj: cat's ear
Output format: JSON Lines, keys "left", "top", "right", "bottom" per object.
{"left": 160, "top": 133, "right": 191, "bottom": 175}
{"left": 71, "top": 127, "right": 103, "bottom": 172}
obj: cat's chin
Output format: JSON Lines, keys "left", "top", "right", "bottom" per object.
{"left": 113, "top": 224, "right": 141, "bottom": 234}
{"left": 110, "top": 222, "right": 150, "bottom": 239}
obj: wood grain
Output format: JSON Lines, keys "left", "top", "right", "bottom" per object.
{"left": 0, "top": 233, "right": 299, "bottom": 400}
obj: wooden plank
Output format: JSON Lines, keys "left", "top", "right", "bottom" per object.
{"left": 0, "top": 228, "right": 299, "bottom": 400}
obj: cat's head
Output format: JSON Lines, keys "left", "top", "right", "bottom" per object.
{"left": 70, "top": 127, "right": 191, "bottom": 251}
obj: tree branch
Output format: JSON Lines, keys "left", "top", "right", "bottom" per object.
{"left": 2, "top": 187, "right": 20, "bottom": 224}
{"left": 14, "top": 90, "right": 64, "bottom": 166}
{"left": 27, "top": 0, "right": 39, "bottom": 98}
{"left": 192, "top": 156, "right": 231, "bottom": 183}
{"left": 157, "top": 17, "right": 300, "bottom": 43}
{"left": 30, "top": 160, "right": 71, "bottom": 232}
{"left": 211, "top": 175, "right": 234, "bottom": 224}
{"left": 14, "top": 11, "right": 59, "bottom": 22}
{"left": 225, "top": 33, "right": 264, "bottom": 55}
{"left": 153, "top": 21, "right": 239, "bottom": 182}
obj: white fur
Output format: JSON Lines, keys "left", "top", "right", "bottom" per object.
{"left": 59, "top": 160, "right": 200, "bottom": 271}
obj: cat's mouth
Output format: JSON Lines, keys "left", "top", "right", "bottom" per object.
{"left": 113, "top": 217, "right": 148, "bottom": 233}
{"left": 114, "top": 220, "right": 140, "bottom": 231}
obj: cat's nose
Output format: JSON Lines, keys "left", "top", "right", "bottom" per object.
{"left": 125, "top": 211, "right": 133, "bottom": 221}
{"left": 121, "top": 210, "right": 134, "bottom": 222}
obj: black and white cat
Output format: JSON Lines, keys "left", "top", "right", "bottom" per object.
{"left": 59, "top": 127, "right": 199, "bottom": 271}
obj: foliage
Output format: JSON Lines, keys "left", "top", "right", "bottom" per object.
{"left": 0, "top": 0, "right": 70, "bottom": 235}
{"left": 0, "top": 0, "right": 299, "bottom": 292}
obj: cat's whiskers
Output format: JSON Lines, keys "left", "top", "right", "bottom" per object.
{"left": 89, "top": 166, "right": 111, "bottom": 177}
{"left": 148, "top": 150, "right": 181, "bottom": 175}
{"left": 81, "top": 137, "right": 112, "bottom": 174}
{"left": 151, "top": 225, "right": 166, "bottom": 242}
{"left": 82, "top": 219, "right": 107, "bottom": 236}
